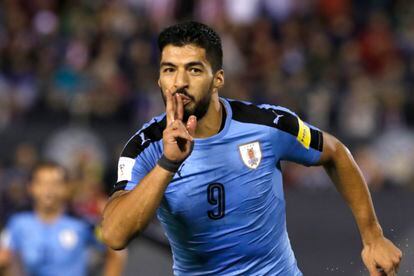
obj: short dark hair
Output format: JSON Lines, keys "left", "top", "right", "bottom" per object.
{"left": 30, "top": 161, "right": 68, "bottom": 182}
{"left": 158, "top": 21, "right": 223, "bottom": 72}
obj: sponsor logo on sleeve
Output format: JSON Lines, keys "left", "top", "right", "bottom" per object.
{"left": 117, "top": 157, "right": 136, "bottom": 182}
{"left": 139, "top": 132, "right": 151, "bottom": 146}
{"left": 272, "top": 110, "right": 284, "bottom": 125}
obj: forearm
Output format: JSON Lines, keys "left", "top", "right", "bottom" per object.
{"left": 323, "top": 140, "right": 382, "bottom": 245}
{"left": 0, "top": 249, "right": 11, "bottom": 270}
{"left": 101, "top": 165, "right": 174, "bottom": 249}
{"left": 103, "top": 248, "right": 127, "bottom": 276}
{"left": 0, "top": 250, "right": 22, "bottom": 276}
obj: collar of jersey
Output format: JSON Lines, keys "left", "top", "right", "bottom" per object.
{"left": 193, "top": 97, "right": 232, "bottom": 145}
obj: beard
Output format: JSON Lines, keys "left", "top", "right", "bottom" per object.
{"left": 161, "top": 82, "right": 213, "bottom": 122}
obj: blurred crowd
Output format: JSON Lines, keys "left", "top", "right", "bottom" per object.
{"left": 1, "top": 0, "right": 414, "bottom": 228}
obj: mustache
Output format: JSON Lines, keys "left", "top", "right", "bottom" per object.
{"left": 173, "top": 88, "right": 195, "bottom": 101}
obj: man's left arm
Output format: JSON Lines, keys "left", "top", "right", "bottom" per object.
{"left": 91, "top": 223, "right": 127, "bottom": 276}
{"left": 103, "top": 248, "right": 127, "bottom": 276}
{"left": 317, "top": 132, "right": 402, "bottom": 276}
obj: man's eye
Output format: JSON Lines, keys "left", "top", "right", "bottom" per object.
{"left": 190, "top": 68, "right": 202, "bottom": 74}
{"left": 163, "top": 68, "right": 175, "bottom": 73}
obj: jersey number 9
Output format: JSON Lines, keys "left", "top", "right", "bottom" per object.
{"left": 207, "top": 183, "right": 225, "bottom": 220}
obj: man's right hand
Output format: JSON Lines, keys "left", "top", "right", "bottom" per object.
{"left": 162, "top": 88, "right": 197, "bottom": 163}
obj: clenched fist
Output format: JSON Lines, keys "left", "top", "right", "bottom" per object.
{"left": 362, "top": 236, "right": 402, "bottom": 276}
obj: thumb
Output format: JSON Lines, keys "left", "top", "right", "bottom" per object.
{"left": 366, "top": 262, "right": 382, "bottom": 276}
{"left": 186, "top": 115, "right": 197, "bottom": 136}
{"left": 362, "top": 252, "right": 381, "bottom": 276}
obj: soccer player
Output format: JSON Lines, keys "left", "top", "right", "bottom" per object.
{"left": 101, "top": 22, "right": 402, "bottom": 275}
{"left": 0, "top": 162, "right": 125, "bottom": 276}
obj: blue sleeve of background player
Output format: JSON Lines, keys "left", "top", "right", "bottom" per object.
{"left": 111, "top": 116, "right": 165, "bottom": 194}
{"left": 0, "top": 216, "right": 20, "bottom": 252}
{"left": 261, "top": 105, "right": 324, "bottom": 166}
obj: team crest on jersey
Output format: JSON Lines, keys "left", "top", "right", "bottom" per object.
{"left": 59, "top": 229, "right": 78, "bottom": 249}
{"left": 239, "top": 141, "right": 262, "bottom": 169}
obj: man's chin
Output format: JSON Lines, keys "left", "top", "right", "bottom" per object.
{"left": 183, "top": 105, "right": 195, "bottom": 121}
{"left": 183, "top": 93, "right": 211, "bottom": 121}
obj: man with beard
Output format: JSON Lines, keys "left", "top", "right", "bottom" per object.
{"left": 101, "top": 21, "right": 401, "bottom": 275}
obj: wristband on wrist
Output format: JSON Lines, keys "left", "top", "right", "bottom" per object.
{"left": 157, "top": 155, "right": 183, "bottom": 173}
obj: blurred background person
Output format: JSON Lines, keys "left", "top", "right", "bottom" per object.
{"left": 0, "top": 161, "right": 126, "bottom": 276}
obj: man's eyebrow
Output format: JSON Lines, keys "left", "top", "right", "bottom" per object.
{"left": 160, "top": 62, "right": 176, "bottom": 67}
{"left": 160, "top": 61, "right": 205, "bottom": 67}
{"left": 185, "top": 62, "right": 204, "bottom": 68}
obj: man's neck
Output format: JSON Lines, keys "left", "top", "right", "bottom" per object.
{"left": 35, "top": 206, "right": 65, "bottom": 223}
{"left": 194, "top": 95, "right": 223, "bottom": 138}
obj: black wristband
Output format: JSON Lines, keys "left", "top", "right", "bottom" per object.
{"left": 157, "top": 155, "right": 183, "bottom": 173}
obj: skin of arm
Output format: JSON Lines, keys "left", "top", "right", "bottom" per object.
{"left": 103, "top": 248, "right": 128, "bottom": 276}
{"left": 0, "top": 248, "right": 11, "bottom": 275}
{"left": 0, "top": 248, "right": 24, "bottom": 276}
{"left": 101, "top": 166, "right": 174, "bottom": 250}
{"left": 318, "top": 132, "right": 402, "bottom": 276}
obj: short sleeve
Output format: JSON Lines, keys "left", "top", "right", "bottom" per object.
{"left": 263, "top": 105, "right": 324, "bottom": 166}
{"left": 1, "top": 218, "right": 18, "bottom": 251}
{"left": 111, "top": 116, "right": 166, "bottom": 195}
{"left": 114, "top": 152, "right": 156, "bottom": 193}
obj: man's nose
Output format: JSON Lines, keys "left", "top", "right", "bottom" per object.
{"left": 173, "top": 68, "right": 189, "bottom": 89}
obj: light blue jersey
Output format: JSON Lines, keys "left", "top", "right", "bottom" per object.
{"left": 114, "top": 98, "right": 323, "bottom": 275}
{"left": 1, "top": 212, "right": 102, "bottom": 276}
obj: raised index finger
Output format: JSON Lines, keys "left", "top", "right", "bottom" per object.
{"left": 165, "top": 88, "right": 176, "bottom": 124}
{"left": 176, "top": 93, "right": 184, "bottom": 121}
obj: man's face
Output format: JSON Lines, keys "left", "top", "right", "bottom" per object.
{"left": 30, "top": 167, "right": 69, "bottom": 211}
{"left": 158, "top": 44, "right": 219, "bottom": 121}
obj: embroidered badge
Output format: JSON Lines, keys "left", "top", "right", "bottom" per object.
{"left": 59, "top": 229, "right": 78, "bottom": 249}
{"left": 117, "top": 157, "right": 135, "bottom": 182}
{"left": 239, "top": 141, "right": 262, "bottom": 169}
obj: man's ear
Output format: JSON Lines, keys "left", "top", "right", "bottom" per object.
{"left": 157, "top": 79, "right": 161, "bottom": 88}
{"left": 214, "top": 69, "right": 225, "bottom": 90}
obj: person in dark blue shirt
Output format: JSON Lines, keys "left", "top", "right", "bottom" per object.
{"left": 101, "top": 21, "right": 402, "bottom": 275}
{"left": 0, "top": 162, "right": 125, "bottom": 276}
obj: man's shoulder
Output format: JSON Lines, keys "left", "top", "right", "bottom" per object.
{"left": 135, "top": 113, "right": 167, "bottom": 138}
{"left": 5, "top": 212, "right": 36, "bottom": 233}
{"left": 8, "top": 212, "right": 35, "bottom": 224}
{"left": 121, "top": 114, "right": 166, "bottom": 159}
{"left": 227, "top": 99, "right": 299, "bottom": 135}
